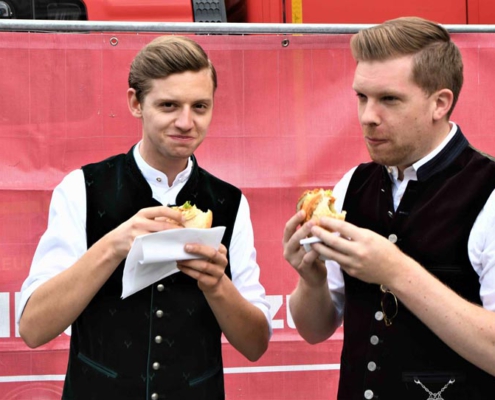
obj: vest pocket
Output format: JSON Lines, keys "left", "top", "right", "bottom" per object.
{"left": 77, "top": 352, "right": 119, "bottom": 379}
{"left": 189, "top": 363, "right": 222, "bottom": 387}
{"left": 403, "top": 371, "right": 465, "bottom": 383}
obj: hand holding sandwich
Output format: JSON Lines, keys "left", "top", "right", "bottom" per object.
{"left": 284, "top": 188, "right": 346, "bottom": 286}
{"left": 283, "top": 188, "right": 347, "bottom": 344}
{"left": 109, "top": 205, "right": 185, "bottom": 262}
{"left": 178, "top": 242, "right": 228, "bottom": 294}
{"left": 172, "top": 201, "right": 228, "bottom": 292}
{"left": 309, "top": 217, "right": 410, "bottom": 288}
{"left": 293, "top": 189, "right": 409, "bottom": 288}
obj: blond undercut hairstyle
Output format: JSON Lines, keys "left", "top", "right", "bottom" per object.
{"left": 350, "top": 17, "right": 463, "bottom": 117}
{"left": 128, "top": 35, "right": 217, "bottom": 104}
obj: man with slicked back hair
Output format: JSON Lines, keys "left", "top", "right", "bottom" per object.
{"left": 18, "top": 35, "right": 271, "bottom": 400}
{"left": 284, "top": 17, "right": 495, "bottom": 400}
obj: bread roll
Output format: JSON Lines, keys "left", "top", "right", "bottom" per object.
{"left": 172, "top": 201, "right": 213, "bottom": 229}
{"left": 296, "top": 188, "right": 346, "bottom": 223}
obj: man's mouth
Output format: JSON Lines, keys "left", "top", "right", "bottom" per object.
{"left": 169, "top": 135, "right": 194, "bottom": 141}
{"left": 365, "top": 136, "right": 387, "bottom": 146}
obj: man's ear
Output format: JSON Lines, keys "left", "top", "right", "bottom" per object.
{"left": 432, "top": 89, "right": 454, "bottom": 121}
{"left": 127, "top": 88, "right": 142, "bottom": 118}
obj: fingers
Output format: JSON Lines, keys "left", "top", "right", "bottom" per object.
{"left": 180, "top": 243, "right": 227, "bottom": 278}
{"left": 141, "top": 206, "right": 184, "bottom": 226}
{"left": 310, "top": 224, "right": 353, "bottom": 261}
{"left": 309, "top": 219, "right": 402, "bottom": 285}
{"left": 281, "top": 212, "right": 329, "bottom": 286}
{"left": 177, "top": 257, "right": 222, "bottom": 279}
{"left": 283, "top": 211, "right": 306, "bottom": 244}
{"left": 290, "top": 245, "right": 328, "bottom": 288}
{"left": 111, "top": 206, "right": 182, "bottom": 257}
{"left": 184, "top": 243, "right": 227, "bottom": 260}
{"left": 129, "top": 206, "right": 185, "bottom": 236}
{"left": 283, "top": 214, "right": 316, "bottom": 260}
{"left": 317, "top": 217, "right": 356, "bottom": 240}
{"left": 178, "top": 244, "right": 228, "bottom": 292}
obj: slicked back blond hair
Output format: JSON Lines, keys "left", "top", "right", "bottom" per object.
{"left": 128, "top": 35, "right": 217, "bottom": 104}
{"left": 350, "top": 17, "right": 463, "bottom": 117}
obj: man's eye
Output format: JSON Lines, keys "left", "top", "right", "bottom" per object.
{"left": 382, "top": 96, "right": 398, "bottom": 102}
{"left": 160, "top": 102, "right": 175, "bottom": 108}
{"left": 356, "top": 93, "right": 367, "bottom": 101}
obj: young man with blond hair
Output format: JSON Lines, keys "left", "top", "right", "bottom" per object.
{"left": 18, "top": 36, "right": 271, "bottom": 400}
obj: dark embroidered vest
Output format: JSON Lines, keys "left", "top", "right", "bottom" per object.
{"left": 62, "top": 147, "right": 241, "bottom": 400}
{"left": 338, "top": 129, "right": 495, "bottom": 400}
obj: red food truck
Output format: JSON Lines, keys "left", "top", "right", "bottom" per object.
{"left": 1, "top": 0, "right": 495, "bottom": 24}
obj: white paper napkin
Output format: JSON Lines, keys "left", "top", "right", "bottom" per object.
{"left": 121, "top": 226, "right": 226, "bottom": 299}
{"left": 300, "top": 236, "right": 337, "bottom": 261}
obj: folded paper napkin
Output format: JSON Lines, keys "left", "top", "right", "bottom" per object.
{"left": 122, "top": 226, "right": 226, "bottom": 299}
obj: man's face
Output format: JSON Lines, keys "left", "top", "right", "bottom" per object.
{"left": 352, "top": 56, "right": 442, "bottom": 171}
{"left": 129, "top": 69, "right": 214, "bottom": 171}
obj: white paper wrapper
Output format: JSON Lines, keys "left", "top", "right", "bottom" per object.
{"left": 122, "top": 226, "right": 226, "bottom": 299}
{"left": 300, "top": 236, "right": 331, "bottom": 261}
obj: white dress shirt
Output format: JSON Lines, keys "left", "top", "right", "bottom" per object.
{"left": 17, "top": 144, "right": 272, "bottom": 331}
{"left": 328, "top": 123, "right": 495, "bottom": 323}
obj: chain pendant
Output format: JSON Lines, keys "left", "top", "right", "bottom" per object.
{"left": 415, "top": 378, "right": 454, "bottom": 400}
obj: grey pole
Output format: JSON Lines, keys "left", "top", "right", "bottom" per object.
{"left": 1, "top": 20, "right": 495, "bottom": 34}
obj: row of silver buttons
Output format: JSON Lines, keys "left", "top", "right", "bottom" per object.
{"left": 364, "top": 232, "right": 398, "bottom": 399}
{"left": 364, "top": 302, "right": 388, "bottom": 398}
{"left": 151, "top": 284, "right": 166, "bottom": 399}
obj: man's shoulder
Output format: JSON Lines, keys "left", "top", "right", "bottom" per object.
{"left": 80, "top": 151, "right": 133, "bottom": 184}
{"left": 469, "top": 145, "right": 495, "bottom": 164}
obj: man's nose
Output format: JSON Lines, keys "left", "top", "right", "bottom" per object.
{"left": 175, "top": 107, "right": 194, "bottom": 130}
{"left": 360, "top": 101, "right": 381, "bottom": 126}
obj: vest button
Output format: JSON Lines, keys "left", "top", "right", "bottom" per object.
{"left": 375, "top": 311, "right": 384, "bottom": 321}
{"left": 364, "top": 389, "right": 374, "bottom": 399}
{"left": 370, "top": 335, "right": 379, "bottom": 345}
{"left": 152, "top": 362, "right": 160, "bottom": 370}
{"left": 155, "top": 336, "right": 162, "bottom": 344}
{"left": 367, "top": 361, "right": 377, "bottom": 371}
{"left": 151, "top": 393, "right": 159, "bottom": 400}
{"left": 156, "top": 310, "right": 164, "bottom": 318}
{"left": 388, "top": 233, "right": 398, "bottom": 244}
{"left": 157, "top": 284, "right": 165, "bottom": 292}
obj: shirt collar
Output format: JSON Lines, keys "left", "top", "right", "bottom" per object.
{"left": 133, "top": 141, "right": 193, "bottom": 187}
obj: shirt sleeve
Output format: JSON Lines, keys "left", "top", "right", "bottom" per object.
{"left": 16, "top": 169, "right": 87, "bottom": 323}
{"left": 325, "top": 166, "right": 357, "bottom": 325}
{"left": 468, "top": 189, "right": 495, "bottom": 311}
{"left": 228, "top": 194, "right": 272, "bottom": 336}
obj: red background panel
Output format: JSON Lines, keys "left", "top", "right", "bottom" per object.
{"left": 1, "top": 32, "right": 495, "bottom": 399}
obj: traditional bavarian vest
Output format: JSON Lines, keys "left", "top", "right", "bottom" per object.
{"left": 62, "top": 146, "right": 241, "bottom": 400}
{"left": 338, "top": 129, "right": 495, "bottom": 400}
